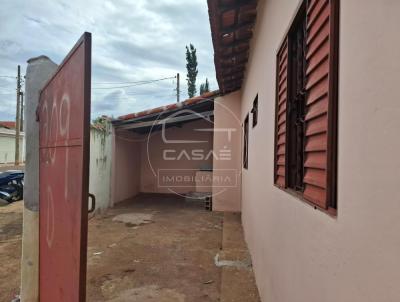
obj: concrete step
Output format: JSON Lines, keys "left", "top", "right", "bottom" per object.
{"left": 184, "top": 192, "right": 213, "bottom": 211}
{"left": 219, "top": 213, "right": 261, "bottom": 302}
{"left": 184, "top": 191, "right": 212, "bottom": 201}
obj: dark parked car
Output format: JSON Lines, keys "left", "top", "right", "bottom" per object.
{"left": 0, "top": 170, "right": 24, "bottom": 203}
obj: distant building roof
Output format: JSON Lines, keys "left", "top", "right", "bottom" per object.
{"left": 0, "top": 121, "right": 16, "bottom": 129}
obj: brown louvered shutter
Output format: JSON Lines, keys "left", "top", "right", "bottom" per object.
{"left": 303, "top": 0, "right": 339, "bottom": 208}
{"left": 274, "top": 38, "right": 289, "bottom": 188}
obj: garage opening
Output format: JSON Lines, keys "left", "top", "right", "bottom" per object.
{"left": 111, "top": 95, "right": 215, "bottom": 208}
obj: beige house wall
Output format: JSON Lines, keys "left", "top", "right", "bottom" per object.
{"left": 212, "top": 91, "right": 242, "bottom": 212}
{"left": 238, "top": 0, "right": 400, "bottom": 301}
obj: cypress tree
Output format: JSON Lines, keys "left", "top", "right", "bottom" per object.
{"left": 186, "top": 44, "right": 198, "bottom": 98}
{"left": 199, "top": 78, "right": 210, "bottom": 95}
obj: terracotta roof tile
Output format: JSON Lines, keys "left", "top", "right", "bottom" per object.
{"left": 117, "top": 90, "right": 219, "bottom": 121}
{"left": 207, "top": 0, "right": 258, "bottom": 94}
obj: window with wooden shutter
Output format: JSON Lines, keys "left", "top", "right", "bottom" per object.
{"left": 287, "top": 4, "right": 307, "bottom": 192}
{"left": 251, "top": 94, "right": 258, "bottom": 128}
{"left": 274, "top": 0, "right": 339, "bottom": 212}
{"left": 274, "top": 39, "right": 289, "bottom": 188}
{"left": 243, "top": 114, "right": 249, "bottom": 170}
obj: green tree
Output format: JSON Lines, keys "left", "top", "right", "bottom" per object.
{"left": 186, "top": 44, "right": 198, "bottom": 98}
{"left": 199, "top": 78, "right": 210, "bottom": 95}
{"left": 92, "top": 115, "right": 110, "bottom": 131}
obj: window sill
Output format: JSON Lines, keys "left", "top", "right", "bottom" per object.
{"left": 273, "top": 184, "right": 337, "bottom": 218}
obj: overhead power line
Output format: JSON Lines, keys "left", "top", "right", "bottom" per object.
{"left": 93, "top": 77, "right": 175, "bottom": 85}
{"left": 0, "top": 75, "right": 15, "bottom": 78}
{"left": 92, "top": 76, "right": 176, "bottom": 90}
{"left": 93, "top": 92, "right": 177, "bottom": 101}
{"left": 97, "top": 91, "right": 176, "bottom": 99}
{"left": 92, "top": 86, "right": 173, "bottom": 95}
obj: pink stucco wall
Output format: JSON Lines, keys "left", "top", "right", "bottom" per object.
{"left": 212, "top": 91, "right": 242, "bottom": 212}
{"left": 235, "top": 0, "right": 400, "bottom": 301}
{"left": 111, "top": 129, "right": 141, "bottom": 203}
{"left": 140, "top": 119, "right": 214, "bottom": 194}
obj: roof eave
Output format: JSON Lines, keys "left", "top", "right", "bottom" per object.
{"left": 207, "top": 0, "right": 258, "bottom": 94}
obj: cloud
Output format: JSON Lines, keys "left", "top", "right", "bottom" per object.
{"left": 23, "top": 15, "right": 47, "bottom": 25}
{"left": 0, "top": 0, "right": 217, "bottom": 121}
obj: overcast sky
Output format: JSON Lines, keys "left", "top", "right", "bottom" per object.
{"left": 0, "top": 0, "right": 217, "bottom": 121}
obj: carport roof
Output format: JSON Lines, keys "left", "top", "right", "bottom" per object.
{"left": 112, "top": 90, "right": 219, "bottom": 134}
{"left": 115, "top": 90, "right": 219, "bottom": 122}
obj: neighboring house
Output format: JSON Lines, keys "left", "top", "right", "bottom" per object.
{"left": 0, "top": 121, "right": 16, "bottom": 129}
{"left": 0, "top": 123, "right": 24, "bottom": 164}
{"left": 205, "top": 0, "right": 400, "bottom": 302}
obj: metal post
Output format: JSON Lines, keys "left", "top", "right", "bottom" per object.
{"left": 177, "top": 73, "right": 180, "bottom": 102}
{"left": 15, "top": 65, "right": 21, "bottom": 165}
{"left": 20, "top": 92, "right": 24, "bottom": 132}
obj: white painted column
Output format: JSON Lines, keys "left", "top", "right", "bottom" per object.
{"left": 20, "top": 56, "right": 57, "bottom": 302}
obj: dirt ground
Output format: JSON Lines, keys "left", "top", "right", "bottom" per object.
{"left": 0, "top": 201, "right": 23, "bottom": 302}
{"left": 0, "top": 194, "right": 259, "bottom": 302}
{"left": 0, "top": 195, "right": 224, "bottom": 302}
{"left": 87, "top": 194, "right": 223, "bottom": 302}
{"left": 0, "top": 166, "right": 25, "bottom": 301}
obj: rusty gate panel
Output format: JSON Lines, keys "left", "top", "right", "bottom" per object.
{"left": 38, "top": 32, "right": 91, "bottom": 302}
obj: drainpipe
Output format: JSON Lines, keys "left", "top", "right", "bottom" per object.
{"left": 20, "top": 56, "right": 57, "bottom": 302}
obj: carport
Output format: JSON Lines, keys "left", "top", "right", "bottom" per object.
{"left": 110, "top": 92, "right": 218, "bottom": 207}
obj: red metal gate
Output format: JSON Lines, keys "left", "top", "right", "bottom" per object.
{"left": 38, "top": 32, "right": 91, "bottom": 302}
